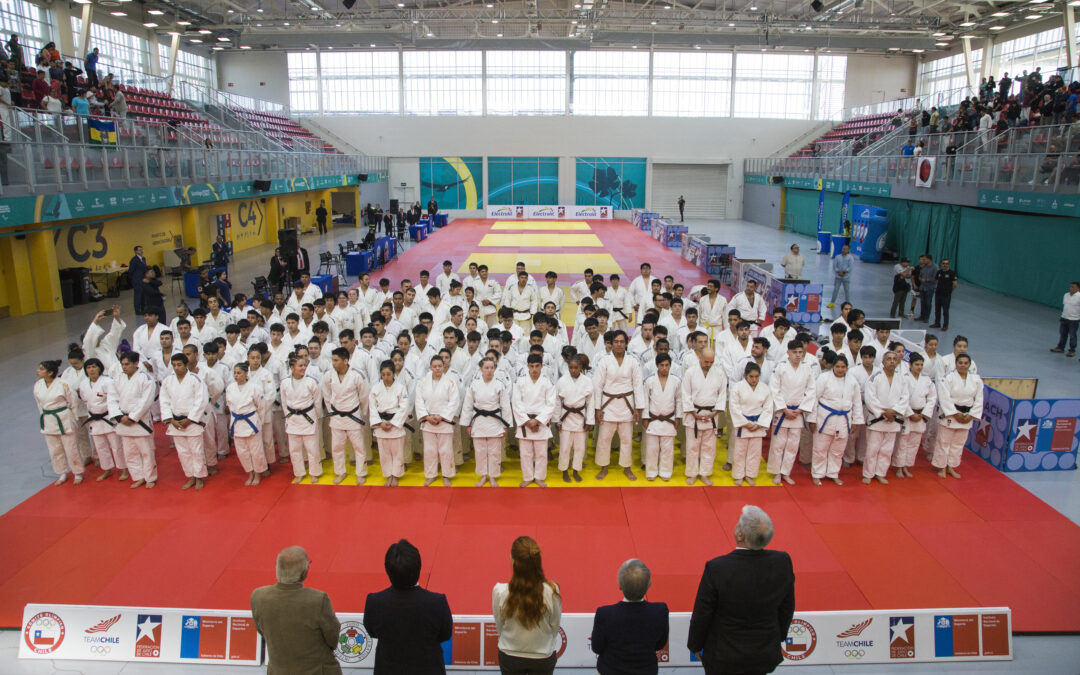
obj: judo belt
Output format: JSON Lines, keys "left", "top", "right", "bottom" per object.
{"left": 287, "top": 405, "right": 316, "bottom": 425}
{"left": 649, "top": 411, "right": 676, "bottom": 425}
{"left": 773, "top": 405, "right": 802, "bottom": 436}
{"left": 115, "top": 413, "right": 154, "bottom": 435}
{"left": 868, "top": 413, "right": 905, "bottom": 431}
{"left": 817, "top": 404, "right": 851, "bottom": 434}
{"left": 378, "top": 411, "right": 414, "bottom": 432}
{"left": 521, "top": 413, "right": 539, "bottom": 437}
{"left": 691, "top": 406, "right": 717, "bottom": 439}
{"left": 512, "top": 309, "right": 532, "bottom": 320}
{"left": 560, "top": 404, "right": 586, "bottom": 424}
{"left": 613, "top": 307, "right": 629, "bottom": 321}
{"left": 231, "top": 410, "right": 259, "bottom": 436}
{"left": 84, "top": 411, "right": 116, "bottom": 427}
{"left": 600, "top": 390, "right": 635, "bottom": 417}
{"left": 736, "top": 414, "right": 761, "bottom": 438}
{"left": 941, "top": 404, "right": 972, "bottom": 420}
{"left": 329, "top": 405, "right": 365, "bottom": 426}
{"left": 473, "top": 407, "right": 510, "bottom": 428}
{"left": 40, "top": 406, "right": 68, "bottom": 434}
{"left": 172, "top": 414, "right": 205, "bottom": 427}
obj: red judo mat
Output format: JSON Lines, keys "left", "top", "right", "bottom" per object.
{"left": 2, "top": 447, "right": 1079, "bottom": 633}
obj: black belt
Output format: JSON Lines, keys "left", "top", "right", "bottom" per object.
{"left": 85, "top": 411, "right": 115, "bottom": 427}
{"left": 691, "top": 405, "right": 717, "bottom": 438}
{"left": 942, "top": 404, "right": 972, "bottom": 419}
{"left": 613, "top": 307, "right": 629, "bottom": 320}
{"left": 287, "top": 405, "right": 316, "bottom": 424}
{"left": 115, "top": 414, "right": 154, "bottom": 435}
{"left": 330, "top": 405, "right": 365, "bottom": 426}
{"left": 560, "top": 404, "right": 586, "bottom": 423}
{"left": 173, "top": 414, "right": 205, "bottom": 427}
{"left": 473, "top": 407, "right": 509, "bottom": 427}
{"left": 378, "top": 411, "right": 414, "bottom": 432}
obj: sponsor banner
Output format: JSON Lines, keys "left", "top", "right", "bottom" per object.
{"left": 977, "top": 189, "right": 1080, "bottom": 217}
{"left": 19, "top": 604, "right": 261, "bottom": 665}
{"left": 484, "top": 205, "right": 612, "bottom": 220}
{"left": 22, "top": 605, "right": 1011, "bottom": 668}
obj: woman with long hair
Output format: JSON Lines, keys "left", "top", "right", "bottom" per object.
{"left": 492, "top": 536, "right": 562, "bottom": 674}
{"left": 34, "top": 359, "right": 83, "bottom": 485}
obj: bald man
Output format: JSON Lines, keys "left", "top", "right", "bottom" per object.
{"left": 251, "top": 546, "right": 342, "bottom": 674}
{"left": 681, "top": 348, "right": 728, "bottom": 486}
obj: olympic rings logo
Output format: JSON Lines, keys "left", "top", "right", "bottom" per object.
{"left": 789, "top": 625, "right": 807, "bottom": 636}
{"left": 90, "top": 645, "right": 112, "bottom": 655}
{"left": 844, "top": 649, "right": 866, "bottom": 659}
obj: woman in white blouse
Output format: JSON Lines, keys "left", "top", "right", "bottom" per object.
{"left": 492, "top": 536, "right": 562, "bottom": 674}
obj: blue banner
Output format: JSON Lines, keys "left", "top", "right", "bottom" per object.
{"left": 840, "top": 190, "right": 850, "bottom": 234}
{"left": 815, "top": 187, "right": 825, "bottom": 234}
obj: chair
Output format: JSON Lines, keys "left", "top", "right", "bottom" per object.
{"left": 317, "top": 251, "right": 334, "bottom": 275}
{"left": 252, "top": 276, "right": 270, "bottom": 297}
{"left": 168, "top": 267, "right": 184, "bottom": 297}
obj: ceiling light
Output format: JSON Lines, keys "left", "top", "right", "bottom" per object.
{"left": 992, "top": 11, "right": 1009, "bottom": 16}
{"left": 256, "top": 23, "right": 262, "bottom": 26}
{"left": 110, "top": 11, "right": 126, "bottom": 16}
{"left": 1025, "top": 14, "right": 1042, "bottom": 19}
{"left": 217, "top": 36, "right": 231, "bottom": 41}
{"left": 1030, "top": 0, "right": 1049, "bottom": 3}
{"left": 397, "top": 1, "right": 404, "bottom": 5}
{"left": 911, "top": 48, "right": 925, "bottom": 53}
{"left": 990, "top": 25, "right": 1006, "bottom": 30}
{"left": 283, "top": 21, "right": 290, "bottom": 25}
{"left": 486, "top": 2, "right": 493, "bottom": 6}
{"left": 143, "top": 22, "right": 159, "bottom": 27}
{"left": 189, "top": 38, "right": 203, "bottom": 43}
{"left": 959, "top": 21, "right": 975, "bottom": 26}
{"left": 240, "top": 45, "right": 251, "bottom": 49}
{"left": 935, "top": 42, "right": 948, "bottom": 46}
{"left": 496, "top": 32, "right": 502, "bottom": 36}
{"left": 227, "top": 8, "right": 234, "bottom": 13}
{"left": 426, "top": 31, "right": 433, "bottom": 36}
{"left": 166, "top": 30, "right": 179, "bottom": 35}
{"left": 887, "top": 46, "right": 900, "bottom": 50}
{"left": 147, "top": 9, "right": 165, "bottom": 14}
{"left": 370, "top": 42, "right": 376, "bottom": 46}
{"left": 336, "top": 23, "right": 342, "bottom": 26}
{"left": 728, "top": 21, "right": 735, "bottom": 26}
{"left": 177, "top": 20, "right": 191, "bottom": 25}
{"left": 959, "top": 34, "right": 975, "bottom": 39}
{"left": 932, "top": 31, "right": 946, "bottom": 36}
{"left": 632, "top": 45, "right": 638, "bottom": 48}
{"left": 492, "top": 18, "right": 498, "bottom": 23}
{"left": 1071, "top": 1, "right": 1080, "bottom": 6}
{"left": 694, "top": 44, "right": 701, "bottom": 49}
{"left": 212, "top": 46, "right": 223, "bottom": 51}
{"left": 199, "top": 28, "right": 212, "bottom": 33}
{"left": 574, "top": 3, "right": 581, "bottom": 7}
{"left": 72, "top": 0, "right": 91, "bottom": 4}
{"left": 749, "top": 5, "right": 757, "bottom": 9}
{"left": 571, "top": 19, "right": 578, "bottom": 24}
{"left": 824, "top": 49, "right": 830, "bottom": 52}
{"left": 664, "top": 4, "right": 671, "bottom": 8}
{"left": 805, "top": 25, "right": 812, "bottom": 30}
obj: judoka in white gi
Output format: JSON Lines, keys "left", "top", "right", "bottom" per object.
{"left": 592, "top": 331, "right": 645, "bottom": 481}
{"left": 893, "top": 353, "right": 937, "bottom": 478}
{"left": 281, "top": 355, "right": 324, "bottom": 484}
{"left": 369, "top": 362, "right": 412, "bottom": 486}
{"left": 183, "top": 344, "right": 224, "bottom": 476}
{"left": 321, "top": 348, "right": 370, "bottom": 485}
{"left": 680, "top": 348, "right": 728, "bottom": 486}
{"left": 226, "top": 363, "right": 270, "bottom": 485}
{"left": 461, "top": 357, "right": 512, "bottom": 487}
{"left": 108, "top": 352, "right": 158, "bottom": 488}
{"left": 811, "top": 355, "right": 865, "bottom": 485}
{"left": 34, "top": 360, "right": 84, "bottom": 485}
{"left": 415, "top": 356, "right": 461, "bottom": 486}
{"left": 159, "top": 353, "right": 210, "bottom": 490}
{"left": 728, "top": 362, "right": 774, "bottom": 485}
{"left": 861, "top": 351, "right": 909, "bottom": 484}
{"left": 512, "top": 353, "right": 557, "bottom": 487}
{"left": 767, "top": 340, "right": 815, "bottom": 484}
{"left": 555, "top": 356, "right": 595, "bottom": 482}
{"left": 642, "top": 354, "right": 681, "bottom": 481}
{"left": 78, "top": 358, "right": 128, "bottom": 481}
{"left": 933, "top": 354, "right": 983, "bottom": 478}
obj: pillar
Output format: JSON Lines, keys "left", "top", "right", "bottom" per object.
{"left": 266, "top": 196, "right": 281, "bottom": 243}
{"left": 961, "top": 37, "right": 978, "bottom": 92}
{"left": 0, "top": 236, "right": 35, "bottom": 316}
{"left": 77, "top": 4, "right": 93, "bottom": 62}
{"left": 1066, "top": 5, "right": 1077, "bottom": 71}
{"left": 27, "top": 231, "right": 63, "bottom": 312}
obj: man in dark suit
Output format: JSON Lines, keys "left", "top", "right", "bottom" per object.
{"left": 139, "top": 268, "right": 166, "bottom": 322}
{"left": 129, "top": 245, "right": 147, "bottom": 314}
{"left": 363, "top": 539, "right": 452, "bottom": 675}
{"left": 688, "top": 505, "right": 795, "bottom": 675}
{"left": 591, "top": 558, "right": 669, "bottom": 675}
{"left": 250, "top": 546, "right": 342, "bottom": 675}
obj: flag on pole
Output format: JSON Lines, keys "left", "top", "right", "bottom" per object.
{"left": 840, "top": 190, "right": 851, "bottom": 232}
{"left": 88, "top": 118, "right": 117, "bottom": 145}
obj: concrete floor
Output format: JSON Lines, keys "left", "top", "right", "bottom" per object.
{"left": 2, "top": 217, "right": 1078, "bottom": 672}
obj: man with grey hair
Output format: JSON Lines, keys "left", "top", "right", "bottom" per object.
{"left": 688, "top": 506, "right": 795, "bottom": 675}
{"left": 251, "top": 546, "right": 343, "bottom": 674}
{"left": 591, "top": 558, "right": 670, "bottom": 675}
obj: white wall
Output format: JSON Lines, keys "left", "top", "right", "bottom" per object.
{"left": 843, "top": 54, "right": 918, "bottom": 111}
{"left": 312, "top": 116, "right": 820, "bottom": 219}
{"left": 216, "top": 51, "right": 289, "bottom": 105}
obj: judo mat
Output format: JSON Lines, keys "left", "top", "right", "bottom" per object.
{"left": 3, "top": 436, "right": 1080, "bottom": 633}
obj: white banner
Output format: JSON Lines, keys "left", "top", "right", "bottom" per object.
{"left": 22, "top": 604, "right": 1011, "bottom": 668}
{"left": 915, "top": 157, "right": 936, "bottom": 188}
{"left": 485, "top": 205, "right": 613, "bottom": 219}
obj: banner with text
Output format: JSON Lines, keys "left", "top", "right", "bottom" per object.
{"left": 485, "top": 205, "right": 613, "bottom": 219}
{"left": 22, "top": 604, "right": 1010, "bottom": 668}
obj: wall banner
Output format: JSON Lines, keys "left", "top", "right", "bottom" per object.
{"left": 484, "top": 205, "right": 612, "bottom": 219}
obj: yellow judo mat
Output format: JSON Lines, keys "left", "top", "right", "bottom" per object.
{"left": 458, "top": 252, "right": 623, "bottom": 274}
{"left": 479, "top": 233, "right": 604, "bottom": 248}
{"left": 491, "top": 221, "right": 592, "bottom": 230}
{"left": 302, "top": 437, "right": 775, "bottom": 488}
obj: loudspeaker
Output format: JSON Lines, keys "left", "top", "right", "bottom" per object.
{"left": 278, "top": 228, "right": 299, "bottom": 258}
{"left": 358, "top": 173, "right": 368, "bottom": 182}
{"left": 389, "top": 199, "right": 399, "bottom": 211}
{"left": 253, "top": 179, "right": 272, "bottom": 192}
{"left": 811, "top": 0, "right": 823, "bottom": 11}
{"left": 771, "top": 175, "right": 785, "bottom": 184}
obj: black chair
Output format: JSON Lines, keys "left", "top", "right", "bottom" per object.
{"left": 317, "top": 251, "right": 334, "bottom": 275}
{"left": 252, "top": 276, "right": 270, "bottom": 297}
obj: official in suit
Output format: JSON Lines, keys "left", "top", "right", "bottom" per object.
{"left": 591, "top": 558, "right": 669, "bottom": 675}
{"left": 129, "top": 245, "right": 147, "bottom": 314}
{"left": 687, "top": 506, "right": 795, "bottom": 675}
{"left": 250, "top": 546, "right": 342, "bottom": 675}
{"left": 364, "top": 539, "right": 453, "bottom": 675}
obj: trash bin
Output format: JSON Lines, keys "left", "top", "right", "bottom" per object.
{"left": 60, "top": 276, "right": 74, "bottom": 309}
{"left": 831, "top": 234, "right": 848, "bottom": 257}
{"left": 817, "top": 231, "right": 831, "bottom": 255}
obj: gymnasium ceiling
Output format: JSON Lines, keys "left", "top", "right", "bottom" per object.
{"left": 109, "top": 0, "right": 1074, "bottom": 53}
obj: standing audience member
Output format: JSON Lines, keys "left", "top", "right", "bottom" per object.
{"left": 364, "top": 539, "right": 453, "bottom": 675}
{"left": 250, "top": 546, "right": 342, "bottom": 675}
{"left": 915, "top": 254, "right": 939, "bottom": 323}
{"left": 827, "top": 244, "right": 854, "bottom": 308}
{"left": 591, "top": 559, "right": 669, "bottom": 675}
{"left": 688, "top": 505, "right": 795, "bottom": 675}
{"left": 493, "top": 536, "right": 562, "bottom": 675}
{"left": 677, "top": 195, "right": 686, "bottom": 222}
{"left": 85, "top": 47, "right": 100, "bottom": 88}
{"left": 890, "top": 258, "right": 911, "bottom": 319}
{"left": 1051, "top": 281, "right": 1080, "bottom": 357}
{"left": 930, "top": 258, "right": 958, "bottom": 331}
{"left": 780, "top": 243, "right": 805, "bottom": 279}
{"left": 129, "top": 246, "right": 148, "bottom": 314}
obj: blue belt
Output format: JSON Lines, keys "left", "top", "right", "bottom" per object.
{"left": 737, "top": 414, "right": 760, "bottom": 437}
{"left": 817, "top": 404, "right": 850, "bottom": 434}
{"left": 773, "top": 405, "right": 802, "bottom": 435}
{"left": 230, "top": 410, "right": 259, "bottom": 436}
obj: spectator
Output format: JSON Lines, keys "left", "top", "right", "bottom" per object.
{"left": 999, "top": 72, "right": 1012, "bottom": 99}
{"left": 71, "top": 89, "right": 89, "bottom": 118}
{"left": 492, "top": 536, "right": 562, "bottom": 675}
{"left": 128, "top": 246, "right": 147, "bottom": 314}
{"left": 931, "top": 258, "right": 958, "bottom": 331}
{"left": 1051, "top": 281, "right": 1080, "bottom": 357}
{"left": 363, "top": 539, "right": 453, "bottom": 675}
{"left": 212, "top": 234, "right": 229, "bottom": 268}
{"left": 914, "top": 140, "right": 924, "bottom": 157}
{"left": 427, "top": 197, "right": 438, "bottom": 217}
{"left": 6, "top": 34, "right": 22, "bottom": 72}
{"left": 213, "top": 269, "right": 232, "bottom": 306}
{"left": 268, "top": 247, "right": 288, "bottom": 292}
{"left": 85, "top": 47, "right": 99, "bottom": 89}
{"left": 250, "top": 546, "right": 342, "bottom": 675}
{"left": 827, "top": 244, "right": 853, "bottom": 309}
{"left": 915, "top": 254, "right": 938, "bottom": 323}
{"left": 62, "top": 61, "right": 81, "bottom": 97}
{"left": 929, "top": 106, "right": 939, "bottom": 132}
{"left": 677, "top": 195, "right": 686, "bottom": 222}
{"left": 591, "top": 559, "right": 669, "bottom": 675}
{"left": 890, "top": 257, "right": 911, "bottom": 319}
{"left": 108, "top": 87, "right": 127, "bottom": 118}
{"left": 177, "top": 246, "right": 197, "bottom": 271}
{"left": 40, "top": 83, "right": 62, "bottom": 113}
{"left": 31, "top": 70, "right": 49, "bottom": 103}
{"left": 780, "top": 243, "right": 805, "bottom": 279}
{"left": 0, "top": 76, "right": 13, "bottom": 143}
{"left": 687, "top": 505, "right": 795, "bottom": 675}
{"left": 315, "top": 199, "right": 329, "bottom": 235}
{"left": 1035, "top": 144, "right": 1060, "bottom": 184}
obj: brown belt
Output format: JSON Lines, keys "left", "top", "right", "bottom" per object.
{"left": 600, "top": 390, "right": 635, "bottom": 416}
{"left": 649, "top": 411, "right": 676, "bottom": 425}
{"left": 560, "top": 404, "right": 586, "bottom": 423}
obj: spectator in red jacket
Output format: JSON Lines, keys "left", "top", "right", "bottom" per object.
{"left": 31, "top": 70, "right": 50, "bottom": 102}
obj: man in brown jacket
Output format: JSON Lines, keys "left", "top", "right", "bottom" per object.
{"left": 251, "top": 546, "right": 343, "bottom": 674}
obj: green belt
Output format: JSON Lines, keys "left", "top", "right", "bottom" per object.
{"left": 40, "top": 406, "right": 68, "bottom": 434}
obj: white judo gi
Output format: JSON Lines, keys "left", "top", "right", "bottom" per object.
{"left": 159, "top": 372, "right": 210, "bottom": 480}
{"left": 461, "top": 377, "right": 512, "bottom": 478}
{"left": 512, "top": 374, "right": 557, "bottom": 482}
{"left": 862, "top": 369, "right": 910, "bottom": 479}
{"left": 728, "top": 379, "right": 774, "bottom": 481}
{"left": 556, "top": 373, "right": 595, "bottom": 473}
{"left": 415, "top": 373, "right": 461, "bottom": 480}
{"left": 934, "top": 371, "right": 983, "bottom": 470}
{"left": 108, "top": 369, "right": 158, "bottom": 483}
{"left": 281, "top": 375, "right": 324, "bottom": 479}
{"left": 642, "top": 374, "right": 681, "bottom": 480}
{"left": 680, "top": 361, "right": 728, "bottom": 479}
{"left": 592, "top": 353, "right": 645, "bottom": 469}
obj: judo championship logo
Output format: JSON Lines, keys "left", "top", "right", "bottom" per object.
{"left": 336, "top": 621, "right": 373, "bottom": 664}
{"left": 24, "top": 611, "right": 66, "bottom": 655}
{"left": 889, "top": 616, "right": 916, "bottom": 659}
{"left": 781, "top": 618, "right": 817, "bottom": 661}
{"left": 134, "top": 614, "right": 163, "bottom": 658}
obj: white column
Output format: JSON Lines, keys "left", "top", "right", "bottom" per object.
{"left": 961, "top": 37, "right": 977, "bottom": 92}
{"left": 981, "top": 37, "right": 996, "bottom": 83}
{"left": 397, "top": 47, "right": 405, "bottom": 116}
{"left": 77, "top": 3, "right": 93, "bottom": 63}
{"left": 810, "top": 52, "right": 821, "bottom": 120}
{"left": 729, "top": 49, "right": 737, "bottom": 117}
{"left": 166, "top": 33, "right": 179, "bottom": 94}
{"left": 53, "top": 2, "right": 76, "bottom": 59}
{"left": 481, "top": 49, "right": 487, "bottom": 116}
{"left": 148, "top": 31, "right": 163, "bottom": 77}
{"left": 1066, "top": 4, "right": 1077, "bottom": 70}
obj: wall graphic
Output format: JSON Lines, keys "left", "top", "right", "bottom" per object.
{"left": 576, "top": 157, "right": 646, "bottom": 209}
{"left": 419, "top": 157, "right": 483, "bottom": 210}
{"left": 487, "top": 157, "right": 558, "bottom": 206}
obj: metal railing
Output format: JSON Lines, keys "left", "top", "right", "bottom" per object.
{"left": 745, "top": 151, "right": 1080, "bottom": 194}
{"left": 969, "top": 121, "right": 1080, "bottom": 157}
{"left": 845, "top": 84, "right": 974, "bottom": 121}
